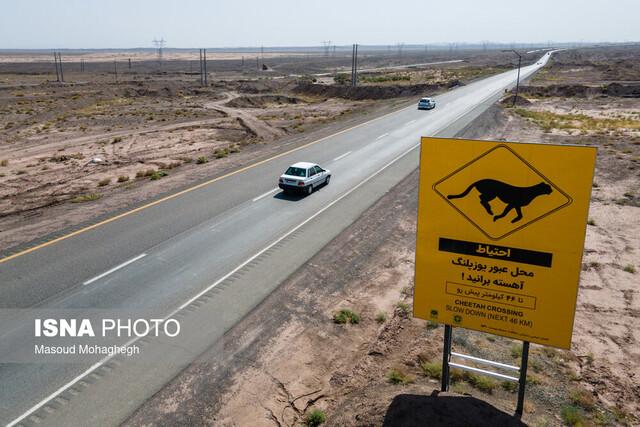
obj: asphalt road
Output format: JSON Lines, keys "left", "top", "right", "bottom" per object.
{"left": 0, "top": 52, "right": 552, "bottom": 427}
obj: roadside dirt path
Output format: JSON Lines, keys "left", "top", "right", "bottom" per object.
{"left": 205, "top": 92, "right": 285, "bottom": 141}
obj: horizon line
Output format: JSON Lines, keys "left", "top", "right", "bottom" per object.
{"left": 1, "top": 41, "right": 639, "bottom": 52}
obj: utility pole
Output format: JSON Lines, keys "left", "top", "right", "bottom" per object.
{"left": 351, "top": 44, "right": 358, "bottom": 87}
{"left": 351, "top": 45, "right": 355, "bottom": 86}
{"left": 203, "top": 48, "right": 208, "bottom": 85}
{"left": 55, "top": 52, "right": 64, "bottom": 82}
{"left": 199, "top": 49, "right": 205, "bottom": 85}
{"left": 114, "top": 60, "right": 118, "bottom": 83}
{"left": 354, "top": 44, "right": 358, "bottom": 86}
{"left": 152, "top": 37, "right": 166, "bottom": 68}
{"left": 197, "top": 48, "right": 208, "bottom": 85}
{"left": 322, "top": 41, "right": 331, "bottom": 57}
{"left": 502, "top": 49, "right": 522, "bottom": 107}
{"left": 53, "top": 52, "right": 60, "bottom": 82}
{"left": 128, "top": 58, "right": 132, "bottom": 69}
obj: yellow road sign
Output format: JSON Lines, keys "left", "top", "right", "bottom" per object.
{"left": 413, "top": 137, "right": 597, "bottom": 349}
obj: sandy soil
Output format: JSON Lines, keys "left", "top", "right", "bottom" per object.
{"left": 531, "top": 46, "right": 640, "bottom": 85}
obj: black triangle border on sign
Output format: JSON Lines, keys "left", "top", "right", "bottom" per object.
{"left": 432, "top": 143, "right": 573, "bottom": 241}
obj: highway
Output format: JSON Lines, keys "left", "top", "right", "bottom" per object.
{"left": 0, "top": 52, "right": 552, "bottom": 427}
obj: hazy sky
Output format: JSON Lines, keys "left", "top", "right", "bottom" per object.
{"left": 1, "top": 0, "right": 637, "bottom": 49}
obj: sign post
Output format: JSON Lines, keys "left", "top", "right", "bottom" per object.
{"left": 516, "top": 341, "right": 529, "bottom": 417}
{"left": 441, "top": 324, "right": 452, "bottom": 392}
{"left": 415, "top": 137, "right": 596, "bottom": 414}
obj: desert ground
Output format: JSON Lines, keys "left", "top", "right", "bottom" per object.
{"left": 0, "top": 48, "right": 535, "bottom": 253}
{"left": 120, "top": 46, "right": 640, "bottom": 427}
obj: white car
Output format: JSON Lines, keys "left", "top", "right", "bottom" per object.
{"left": 278, "top": 162, "right": 331, "bottom": 195}
{"left": 418, "top": 97, "right": 436, "bottom": 110}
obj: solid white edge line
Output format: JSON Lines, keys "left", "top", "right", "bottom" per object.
{"left": 82, "top": 253, "right": 147, "bottom": 286}
{"left": 404, "top": 119, "right": 416, "bottom": 126}
{"left": 332, "top": 151, "right": 352, "bottom": 162}
{"left": 7, "top": 53, "right": 553, "bottom": 427}
{"left": 5, "top": 143, "right": 421, "bottom": 427}
{"left": 251, "top": 188, "right": 279, "bottom": 202}
{"left": 375, "top": 132, "right": 389, "bottom": 140}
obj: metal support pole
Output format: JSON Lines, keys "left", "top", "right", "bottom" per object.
{"left": 354, "top": 44, "right": 358, "bottom": 87}
{"left": 513, "top": 55, "right": 522, "bottom": 107}
{"left": 350, "top": 44, "right": 354, "bottom": 86}
{"left": 203, "top": 49, "right": 208, "bottom": 85}
{"left": 350, "top": 45, "right": 354, "bottom": 86}
{"left": 502, "top": 49, "right": 522, "bottom": 107}
{"left": 114, "top": 60, "right": 118, "bottom": 83}
{"left": 128, "top": 58, "right": 131, "bottom": 69}
{"left": 441, "top": 325, "right": 452, "bottom": 391}
{"left": 58, "top": 52, "right": 64, "bottom": 82}
{"left": 515, "top": 341, "right": 529, "bottom": 417}
{"left": 53, "top": 52, "right": 60, "bottom": 82}
{"left": 199, "top": 49, "right": 203, "bottom": 85}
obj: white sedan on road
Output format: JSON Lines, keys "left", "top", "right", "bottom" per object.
{"left": 418, "top": 97, "right": 436, "bottom": 110}
{"left": 278, "top": 162, "right": 331, "bottom": 195}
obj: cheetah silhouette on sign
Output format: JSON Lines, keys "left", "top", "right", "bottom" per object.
{"left": 447, "top": 179, "right": 553, "bottom": 223}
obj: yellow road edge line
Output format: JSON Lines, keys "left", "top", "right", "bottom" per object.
{"left": 0, "top": 103, "right": 413, "bottom": 265}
